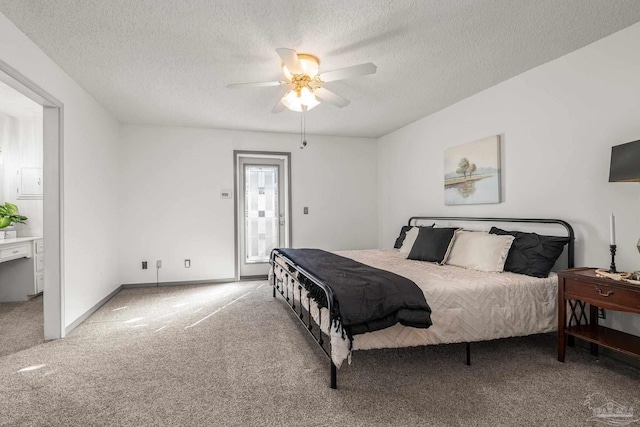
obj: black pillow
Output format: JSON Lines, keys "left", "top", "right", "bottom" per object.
{"left": 489, "top": 227, "right": 570, "bottom": 278}
{"left": 394, "top": 226, "right": 414, "bottom": 249}
{"left": 407, "top": 227, "right": 459, "bottom": 264}
{"left": 393, "top": 224, "right": 435, "bottom": 249}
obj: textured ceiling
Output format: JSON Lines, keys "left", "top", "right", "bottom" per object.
{"left": 1, "top": 1, "right": 640, "bottom": 138}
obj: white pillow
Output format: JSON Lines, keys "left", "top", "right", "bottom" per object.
{"left": 446, "top": 231, "right": 515, "bottom": 272}
{"left": 399, "top": 227, "right": 420, "bottom": 254}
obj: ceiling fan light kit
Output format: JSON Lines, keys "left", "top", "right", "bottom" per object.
{"left": 282, "top": 86, "right": 320, "bottom": 112}
{"left": 228, "top": 48, "right": 377, "bottom": 113}
{"left": 281, "top": 53, "right": 321, "bottom": 112}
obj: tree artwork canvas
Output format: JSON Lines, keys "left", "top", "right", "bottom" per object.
{"left": 444, "top": 135, "right": 501, "bottom": 205}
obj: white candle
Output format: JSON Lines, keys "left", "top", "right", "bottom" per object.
{"left": 610, "top": 214, "right": 616, "bottom": 246}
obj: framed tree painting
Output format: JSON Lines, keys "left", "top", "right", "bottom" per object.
{"left": 444, "top": 135, "right": 501, "bottom": 205}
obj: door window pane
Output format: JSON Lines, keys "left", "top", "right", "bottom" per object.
{"left": 245, "top": 165, "right": 278, "bottom": 263}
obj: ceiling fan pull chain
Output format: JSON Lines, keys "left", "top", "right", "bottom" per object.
{"left": 300, "top": 106, "right": 308, "bottom": 149}
{"left": 303, "top": 107, "right": 307, "bottom": 148}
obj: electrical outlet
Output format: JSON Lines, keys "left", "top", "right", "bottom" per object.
{"left": 303, "top": 207, "right": 309, "bottom": 214}
{"left": 142, "top": 261, "right": 147, "bottom": 270}
{"left": 185, "top": 259, "right": 191, "bottom": 268}
{"left": 156, "top": 260, "right": 162, "bottom": 268}
{"left": 598, "top": 308, "right": 606, "bottom": 319}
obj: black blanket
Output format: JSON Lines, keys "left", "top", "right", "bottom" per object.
{"left": 274, "top": 248, "right": 432, "bottom": 337}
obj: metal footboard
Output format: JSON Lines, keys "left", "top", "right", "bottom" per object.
{"left": 270, "top": 250, "right": 338, "bottom": 389}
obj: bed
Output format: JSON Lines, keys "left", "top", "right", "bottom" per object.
{"left": 269, "top": 216, "right": 575, "bottom": 389}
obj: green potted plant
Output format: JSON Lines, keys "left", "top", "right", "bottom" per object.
{"left": 0, "top": 202, "right": 28, "bottom": 238}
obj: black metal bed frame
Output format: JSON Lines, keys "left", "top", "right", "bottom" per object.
{"left": 270, "top": 252, "right": 338, "bottom": 387}
{"left": 270, "top": 216, "right": 575, "bottom": 389}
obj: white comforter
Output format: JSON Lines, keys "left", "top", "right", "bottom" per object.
{"left": 271, "top": 249, "right": 558, "bottom": 368}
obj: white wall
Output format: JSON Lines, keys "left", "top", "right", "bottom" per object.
{"left": 118, "top": 125, "right": 378, "bottom": 284}
{"left": 0, "top": 112, "right": 43, "bottom": 237}
{"left": 0, "top": 12, "right": 121, "bottom": 327}
{"left": 378, "top": 22, "right": 640, "bottom": 334}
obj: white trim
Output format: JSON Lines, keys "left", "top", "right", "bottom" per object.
{"left": 0, "top": 60, "right": 65, "bottom": 340}
{"left": 121, "top": 278, "right": 236, "bottom": 288}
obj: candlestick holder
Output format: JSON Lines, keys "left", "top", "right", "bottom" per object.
{"left": 609, "top": 244, "right": 617, "bottom": 273}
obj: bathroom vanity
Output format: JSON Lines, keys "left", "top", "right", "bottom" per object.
{"left": 0, "top": 237, "right": 43, "bottom": 302}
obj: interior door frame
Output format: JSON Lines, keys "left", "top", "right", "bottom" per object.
{"left": 233, "top": 151, "right": 291, "bottom": 281}
{"left": 0, "top": 59, "right": 65, "bottom": 340}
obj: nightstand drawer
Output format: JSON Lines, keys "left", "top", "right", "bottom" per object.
{"left": 565, "top": 279, "right": 640, "bottom": 309}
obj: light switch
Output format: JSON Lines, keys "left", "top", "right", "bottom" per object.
{"left": 303, "top": 207, "right": 309, "bottom": 214}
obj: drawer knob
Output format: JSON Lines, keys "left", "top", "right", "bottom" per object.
{"left": 595, "top": 287, "right": 614, "bottom": 297}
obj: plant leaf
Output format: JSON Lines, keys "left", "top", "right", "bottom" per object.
{"left": 0, "top": 203, "right": 28, "bottom": 227}
{"left": 5, "top": 202, "right": 18, "bottom": 215}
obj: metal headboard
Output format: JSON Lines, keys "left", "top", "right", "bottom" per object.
{"left": 408, "top": 216, "right": 575, "bottom": 269}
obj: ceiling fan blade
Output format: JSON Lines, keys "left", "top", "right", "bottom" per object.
{"left": 320, "top": 63, "right": 377, "bottom": 82}
{"left": 272, "top": 101, "right": 286, "bottom": 114}
{"left": 314, "top": 87, "right": 350, "bottom": 108}
{"left": 276, "top": 48, "right": 302, "bottom": 74}
{"left": 271, "top": 87, "right": 291, "bottom": 113}
{"left": 227, "top": 81, "right": 283, "bottom": 89}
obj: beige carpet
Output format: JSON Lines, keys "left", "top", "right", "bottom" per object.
{"left": 0, "top": 281, "right": 639, "bottom": 426}
{"left": 0, "top": 295, "right": 43, "bottom": 358}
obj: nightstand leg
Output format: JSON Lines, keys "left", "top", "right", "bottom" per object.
{"left": 558, "top": 286, "right": 567, "bottom": 362}
{"left": 589, "top": 304, "right": 599, "bottom": 357}
{"left": 558, "top": 337, "right": 566, "bottom": 362}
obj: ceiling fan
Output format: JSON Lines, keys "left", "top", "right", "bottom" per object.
{"left": 227, "top": 48, "right": 377, "bottom": 113}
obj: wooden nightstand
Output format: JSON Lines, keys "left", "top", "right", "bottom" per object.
{"left": 558, "top": 267, "right": 640, "bottom": 362}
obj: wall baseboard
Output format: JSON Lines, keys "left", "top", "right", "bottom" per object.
{"left": 121, "top": 278, "right": 237, "bottom": 289}
{"left": 239, "top": 275, "right": 268, "bottom": 281}
{"left": 65, "top": 285, "right": 122, "bottom": 335}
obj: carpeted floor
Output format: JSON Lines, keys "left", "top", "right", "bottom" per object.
{"left": 0, "top": 281, "right": 639, "bottom": 426}
{"left": 0, "top": 295, "right": 43, "bottom": 358}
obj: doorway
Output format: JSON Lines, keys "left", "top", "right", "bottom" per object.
{"left": 234, "top": 151, "right": 291, "bottom": 280}
{"left": 0, "top": 60, "right": 64, "bottom": 340}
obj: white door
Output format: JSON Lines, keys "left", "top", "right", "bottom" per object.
{"left": 236, "top": 153, "right": 290, "bottom": 279}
